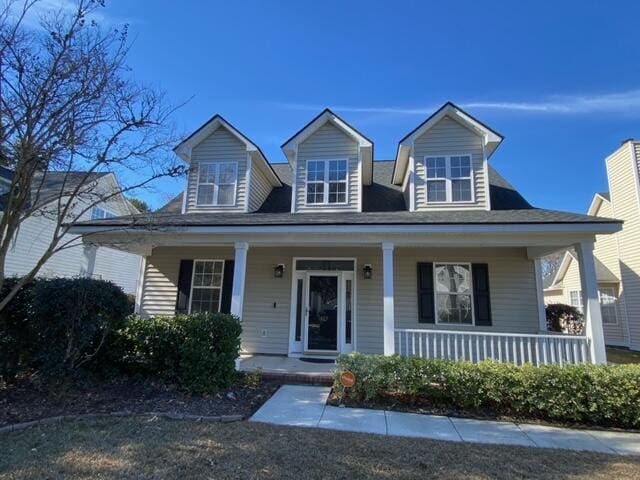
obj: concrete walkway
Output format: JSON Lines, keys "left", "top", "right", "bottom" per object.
{"left": 250, "top": 385, "right": 640, "bottom": 456}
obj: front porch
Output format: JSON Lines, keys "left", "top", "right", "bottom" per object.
{"left": 112, "top": 226, "right": 612, "bottom": 367}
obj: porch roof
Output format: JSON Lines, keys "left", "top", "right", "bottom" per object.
{"left": 73, "top": 207, "right": 617, "bottom": 228}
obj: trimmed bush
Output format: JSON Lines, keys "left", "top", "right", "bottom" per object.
{"left": 334, "top": 353, "right": 640, "bottom": 429}
{"left": 113, "top": 313, "right": 242, "bottom": 393}
{"left": 0, "top": 277, "right": 130, "bottom": 381}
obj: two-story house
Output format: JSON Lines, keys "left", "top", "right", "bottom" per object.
{"left": 545, "top": 140, "right": 640, "bottom": 352}
{"left": 3, "top": 170, "right": 142, "bottom": 294}
{"left": 72, "top": 103, "right": 621, "bottom": 365}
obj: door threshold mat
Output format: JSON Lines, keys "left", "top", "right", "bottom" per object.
{"left": 299, "top": 357, "right": 336, "bottom": 364}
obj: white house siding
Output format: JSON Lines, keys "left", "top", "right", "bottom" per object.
{"left": 607, "top": 143, "right": 640, "bottom": 349}
{"left": 295, "top": 122, "right": 360, "bottom": 213}
{"left": 413, "top": 116, "right": 488, "bottom": 211}
{"left": 4, "top": 183, "right": 141, "bottom": 294}
{"left": 92, "top": 247, "right": 142, "bottom": 294}
{"left": 185, "top": 127, "right": 248, "bottom": 213}
{"left": 247, "top": 163, "right": 272, "bottom": 212}
{"left": 394, "top": 247, "right": 539, "bottom": 333}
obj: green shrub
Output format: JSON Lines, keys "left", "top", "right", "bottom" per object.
{"left": 0, "top": 277, "right": 129, "bottom": 381}
{"left": 113, "top": 313, "right": 242, "bottom": 393}
{"left": 546, "top": 303, "right": 584, "bottom": 334}
{"left": 0, "top": 278, "right": 37, "bottom": 381}
{"left": 334, "top": 353, "right": 640, "bottom": 429}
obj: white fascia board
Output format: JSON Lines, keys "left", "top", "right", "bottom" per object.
{"left": 588, "top": 193, "right": 608, "bottom": 216}
{"left": 70, "top": 221, "right": 621, "bottom": 237}
{"left": 550, "top": 250, "right": 575, "bottom": 286}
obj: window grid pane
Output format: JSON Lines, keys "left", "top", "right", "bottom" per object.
{"left": 427, "top": 180, "right": 446, "bottom": 202}
{"left": 190, "top": 260, "right": 224, "bottom": 313}
{"left": 452, "top": 179, "right": 472, "bottom": 202}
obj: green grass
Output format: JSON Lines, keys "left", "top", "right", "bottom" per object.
{"left": 1, "top": 417, "right": 639, "bottom": 479}
{"left": 607, "top": 347, "right": 640, "bottom": 365}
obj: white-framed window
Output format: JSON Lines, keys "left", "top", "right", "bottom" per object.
{"left": 91, "top": 207, "right": 117, "bottom": 220}
{"left": 598, "top": 287, "right": 618, "bottom": 325}
{"left": 424, "top": 155, "right": 473, "bottom": 204}
{"left": 569, "top": 290, "right": 583, "bottom": 313}
{"left": 189, "top": 260, "right": 224, "bottom": 313}
{"left": 570, "top": 288, "right": 618, "bottom": 324}
{"left": 434, "top": 263, "right": 474, "bottom": 324}
{"left": 306, "top": 159, "right": 348, "bottom": 205}
{"left": 196, "top": 162, "right": 238, "bottom": 206}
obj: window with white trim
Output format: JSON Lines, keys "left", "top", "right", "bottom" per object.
{"left": 306, "top": 159, "right": 348, "bottom": 204}
{"left": 424, "top": 155, "right": 473, "bottom": 203}
{"left": 91, "top": 207, "right": 117, "bottom": 220}
{"left": 189, "top": 260, "right": 224, "bottom": 313}
{"left": 599, "top": 287, "right": 618, "bottom": 324}
{"left": 569, "top": 290, "right": 583, "bottom": 313}
{"left": 196, "top": 162, "right": 238, "bottom": 206}
{"left": 434, "top": 263, "right": 473, "bottom": 324}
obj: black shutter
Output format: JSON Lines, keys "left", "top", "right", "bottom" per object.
{"left": 220, "top": 260, "right": 235, "bottom": 314}
{"left": 472, "top": 263, "right": 492, "bottom": 326}
{"left": 175, "top": 260, "right": 194, "bottom": 314}
{"left": 417, "top": 262, "right": 435, "bottom": 323}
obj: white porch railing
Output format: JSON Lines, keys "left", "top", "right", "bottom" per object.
{"left": 394, "top": 329, "right": 592, "bottom": 366}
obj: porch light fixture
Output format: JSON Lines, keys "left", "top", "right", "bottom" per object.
{"left": 274, "top": 264, "right": 285, "bottom": 278}
{"left": 363, "top": 264, "right": 373, "bottom": 280}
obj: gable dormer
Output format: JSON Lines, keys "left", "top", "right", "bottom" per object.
{"left": 174, "top": 115, "right": 281, "bottom": 214}
{"left": 393, "top": 102, "right": 503, "bottom": 212}
{"left": 281, "top": 109, "right": 373, "bottom": 213}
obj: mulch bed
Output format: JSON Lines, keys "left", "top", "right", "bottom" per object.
{"left": 0, "top": 376, "right": 279, "bottom": 427}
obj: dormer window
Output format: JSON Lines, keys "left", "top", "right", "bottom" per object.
{"left": 425, "top": 155, "right": 473, "bottom": 204}
{"left": 306, "top": 159, "right": 348, "bottom": 204}
{"left": 196, "top": 162, "right": 238, "bottom": 206}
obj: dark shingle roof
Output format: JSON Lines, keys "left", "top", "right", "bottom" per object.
{"left": 597, "top": 192, "right": 610, "bottom": 201}
{"left": 86, "top": 161, "right": 618, "bottom": 228}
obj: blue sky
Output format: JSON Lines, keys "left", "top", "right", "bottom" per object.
{"left": 75, "top": 1, "right": 640, "bottom": 210}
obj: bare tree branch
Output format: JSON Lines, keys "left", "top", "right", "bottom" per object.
{"left": 0, "top": 0, "right": 186, "bottom": 311}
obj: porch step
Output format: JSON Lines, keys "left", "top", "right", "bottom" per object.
{"left": 261, "top": 371, "right": 334, "bottom": 386}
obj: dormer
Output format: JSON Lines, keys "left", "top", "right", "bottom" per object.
{"left": 281, "top": 109, "right": 373, "bottom": 213}
{"left": 174, "top": 115, "right": 281, "bottom": 213}
{"left": 393, "top": 102, "right": 503, "bottom": 212}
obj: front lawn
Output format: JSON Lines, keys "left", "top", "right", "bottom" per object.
{"left": 1, "top": 418, "right": 639, "bottom": 479}
{"left": 607, "top": 347, "right": 640, "bottom": 365}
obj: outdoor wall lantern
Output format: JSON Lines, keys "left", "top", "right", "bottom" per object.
{"left": 363, "top": 264, "right": 373, "bottom": 280}
{"left": 274, "top": 264, "right": 285, "bottom": 278}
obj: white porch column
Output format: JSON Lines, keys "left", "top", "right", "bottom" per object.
{"left": 231, "top": 242, "right": 249, "bottom": 319}
{"left": 382, "top": 242, "right": 395, "bottom": 356}
{"left": 574, "top": 241, "right": 607, "bottom": 364}
{"left": 533, "top": 258, "right": 548, "bottom": 332}
{"left": 134, "top": 256, "right": 147, "bottom": 315}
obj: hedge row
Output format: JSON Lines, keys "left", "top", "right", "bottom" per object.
{"left": 107, "top": 313, "right": 242, "bottom": 393}
{"left": 334, "top": 353, "right": 640, "bottom": 429}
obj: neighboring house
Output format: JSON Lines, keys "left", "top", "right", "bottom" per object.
{"left": 72, "top": 103, "right": 621, "bottom": 365}
{"left": 545, "top": 140, "right": 640, "bottom": 351}
{"left": 3, "top": 170, "right": 143, "bottom": 294}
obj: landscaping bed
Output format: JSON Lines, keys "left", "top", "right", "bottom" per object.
{"left": 332, "top": 354, "right": 640, "bottom": 430}
{"left": 0, "top": 376, "right": 277, "bottom": 427}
